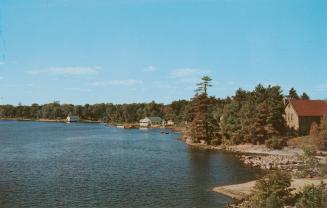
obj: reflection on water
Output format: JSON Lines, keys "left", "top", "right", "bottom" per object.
{"left": 0, "top": 121, "right": 260, "bottom": 208}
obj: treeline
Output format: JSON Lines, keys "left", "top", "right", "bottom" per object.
{"left": 0, "top": 100, "right": 192, "bottom": 124}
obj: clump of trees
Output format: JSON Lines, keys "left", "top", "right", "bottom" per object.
{"left": 219, "top": 85, "right": 287, "bottom": 145}
{"left": 189, "top": 76, "right": 289, "bottom": 146}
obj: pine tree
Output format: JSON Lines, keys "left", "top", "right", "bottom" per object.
{"left": 288, "top": 88, "right": 299, "bottom": 100}
{"left": 253, "top": 102, "right": 269, "bottom": 144}
{"left": 301, "top": 92, "right": 310, "bottom": 100}
{"left": 195, "top": 76, "right": 212, "bottom": 95}
{"left": 190, "top": 76, "right": 217, "bottom": 144}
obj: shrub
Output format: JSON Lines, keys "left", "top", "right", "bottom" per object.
{"left": 295, "top": 148, "right": 320, "bottom": 178}
{"left": 265, "top": 137, "right": 286, "bottom": 150}
{"left": 320, "top": 158, "right": 327, "bottom": 177}
{"left": 210, "top": 138, "right": 222, "bottom": 146}
{"left": 295, "top": 182, "right": 327, "bottom": 208}
{"left": 250, "top": 171, "right": 293, "bottom": 208}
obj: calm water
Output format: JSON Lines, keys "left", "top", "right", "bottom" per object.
{"left": 0, "top": 121, "right": 260, "bottom": 208}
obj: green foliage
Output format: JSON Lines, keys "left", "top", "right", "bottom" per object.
{"left": 219, "top": 84, "right": 286, "bottom": 145}
{"left": 250, "top": 171, "right": 293, "bottom": 208}
{"left": 265, "top": 137, "right": 286, "bottom": 150}
{"left": 295, "top": 182, "right": 327, "bottom": 208}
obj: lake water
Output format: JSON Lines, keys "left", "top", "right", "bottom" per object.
{"left": 0, "top": 121, "right": 260, "bottom": 208}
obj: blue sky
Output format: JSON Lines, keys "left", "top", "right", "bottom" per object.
{"left": 0, "top": 0, "right": 326, "bottom": 105}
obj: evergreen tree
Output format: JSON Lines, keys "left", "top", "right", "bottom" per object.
{"left": 191, "top": 76, "right": 217, "bottom": 144}
{"left": 253, "top": 102, "right": 269, "bottom": 144}
{"left": 301, "top": 92, "right": 310, "bottom": 100}
{"left": 288, "top": 87, "right": 299, "bottom": 99}
{"left": 195, "top": 76, "right": 212, "bottom": 95}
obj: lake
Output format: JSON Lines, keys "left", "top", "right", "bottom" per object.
{"left": 0, "top": 121, "right": 260, "bottom": 208}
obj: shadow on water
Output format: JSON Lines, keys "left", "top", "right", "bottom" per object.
{"left": 188, "top": 147, "right": 262, "bottom": 208}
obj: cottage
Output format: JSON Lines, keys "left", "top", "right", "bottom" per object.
{"left": 139, "top": 117, "right": 163, "bottom": 127}
{"left": 66, "top": 115, "right": 80, "bottom": 123}
{"left": 284, "top": 100, "right": 327, "bottom": 135}
{"left": 167, "top": 120, "right": 175, "bottom": 126}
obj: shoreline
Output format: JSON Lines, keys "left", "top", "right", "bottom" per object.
{"left": 213, "top": 178, "right": 327, "bottom": 201}
{"left": 0, "top": 118, "right": 104, "bottom": 124}
{"left": 184, "top": 138, "right": 304, "bottom": 156}
{"left": 183, "top": 136, "right": 327, "bottom": 205}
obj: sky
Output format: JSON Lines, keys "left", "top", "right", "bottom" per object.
{"left": 0, "top": 0, "right": 326, "bottom": 105}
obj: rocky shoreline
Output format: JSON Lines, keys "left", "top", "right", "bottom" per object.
{"left": 184, "top": 138, "right": 307, "bottom": 171}
{"left": 239, "top": 154, "right": 301, "bottom": 171}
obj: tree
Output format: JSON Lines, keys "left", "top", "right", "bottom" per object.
{"left": 195, "top": 76, "right": 212, "bottom": 95}
{"left": 301, "top": 92, "right": 310, "bottom": 100}
{"left": 220, "top": 100, "right": 243, "bottom": 144}
{"left": 252, "top": 102, "right": 269, "bottom": 144}
{"left": 190, "top": 76, "right": 218, "bottom": 144}
{"left": 288, "top": 88, "right": 299, "bottom": 99}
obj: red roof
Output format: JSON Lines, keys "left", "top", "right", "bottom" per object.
{"left": 290, "top": 100, "right": 327, "bottom": 117}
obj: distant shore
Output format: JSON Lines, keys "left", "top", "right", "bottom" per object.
{"left": 0, "top": 118, "right": 103, "bottom": 124}
{"left": 0, "top": 118, "right": 187, "bottom": 132}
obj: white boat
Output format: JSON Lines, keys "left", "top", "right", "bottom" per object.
{"left": 116, "top": 125, "right": 125, "bottom": 129}
{"left": 139, "top": 127, "right": 148, "bottom": 130}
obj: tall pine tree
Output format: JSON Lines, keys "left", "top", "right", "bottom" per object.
{"left": 191, "top": 76, "right": 217, "bottom": 144}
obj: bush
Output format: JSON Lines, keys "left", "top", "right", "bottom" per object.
{"left": 320, "top": 158, "right": 327, "bottom": 177}
{"left": 295, "top": 182, "right": 327, "bottom": 208}
{"left": 295, "top": 148, "right": 320, "bottom": 178}
{"left": 250, "top": 171, "right": 293, "bottom": 208}
{"left": 210, "top": 138, "right": 222, "bottom": 146}
{"left": 265, "top": 137, "right": 286, "bottom": 150}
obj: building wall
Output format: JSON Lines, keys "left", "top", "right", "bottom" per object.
{"left": 284, "top": 104, "right": 299, "bottom": 131}
{"left": 139, "top": 118, "right": 151, "bottom": 127}
{"left": 67, "top": 116, "right": 80, "bottom": 122}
